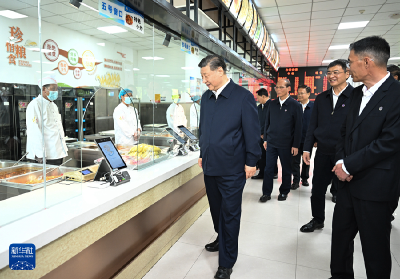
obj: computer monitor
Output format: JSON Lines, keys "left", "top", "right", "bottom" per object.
{"left": 177, "top": 125, "right": 198, "bottom": 141}
{"left": 94, "top": 137, "right": 127, "bottom": 171}
{"left": 165, "top": 128, "right": 186, "bottom": 145}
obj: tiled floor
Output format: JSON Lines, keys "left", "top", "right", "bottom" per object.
{"left": 144, "top": 165, "right": 400, "bottom": 279}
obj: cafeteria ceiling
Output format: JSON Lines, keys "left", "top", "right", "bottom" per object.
{"left": 253, "top": 0, "right": 400, "bottom": 67}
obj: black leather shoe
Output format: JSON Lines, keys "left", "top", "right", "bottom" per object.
{"left": 259, "top": 195, "right": 271, "bottom": 203}
{"left": 214, "top": 266, "right": 232, "bottom": 279}
{"left": 205, "top": 237, "right": 219, "bottom": 252}
{"left": 251, "top": 174, "right": 264, "bottom": 179}
{"left": 302, "top": 179, "right": 309, "bottom": 186}
{"left": 332, "top": 195, "right": 337, "bottom": 203}
{"left": 291, "top": 183, "right": 299, "bottom": 190}
{"left": 273, "top": 173, "right": 278, "bottom": 179}
{"left": 278, "top": 193, "right": 287, "bottom": 201}
{"left": 300, "top": 219, "right": 324, "bottom": 232}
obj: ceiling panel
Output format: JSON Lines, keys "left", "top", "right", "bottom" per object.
{"left": 40, "top": 3, "right": 79, "bottom": 15}
{"left": 278, "top": 3, "right": 312, "bottom": 15}
{"left": 348, "top": 0, "right": 385, "bottom": 7}
{"left": 312, "top": 9, "right": 345, "bottom": 20}
{"left": 342, "top": 5, "right": 382, "bottom": 17}
{"left": 312, "top": 0, "right": 350, "bottom": 11}
{"left": 0, "top": 0, "right": 32, "bottom": 10}
{"left": 280, "top": 12, "right": 310, "bottom": 22}
{"left": 281, "top": 20, "right": 310, "bottom": 28}
{"left": 42, "top": 15, "right": 72, "bottom": 25}
{"left": 311, "top": 17, "right": 341, "bottom": 26}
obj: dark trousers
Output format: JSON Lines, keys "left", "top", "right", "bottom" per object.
{"left": 204, "top": 172, "right": 246, "bottom": 268}
{"left": 291, "top": 142, "right": 311, "bottom": 183}
{"left": 310, "top": 150, "right": 338, "bottom": 223}
{"left": 331, "top": 185, "right": 395, "bottom": 279}
{"left": 257, "top": 138, "right": 278, "bottom": 177}
{"left": 262, "top": 146, "right": 292, "bottom": 195}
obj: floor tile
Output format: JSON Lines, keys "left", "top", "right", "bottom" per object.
{"left": 178, "top": 214, "right": 216, "bottom": 247}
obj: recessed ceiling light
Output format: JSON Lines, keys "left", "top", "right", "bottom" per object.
{"left": 156, "top": 75, "right": 170, "bottom": 77}
{"left": 338, "top": 21, "right": 369, "bottom": 30}
{"left": 81, "top": 2, "right": 99, "bottom": 12}
{"left": 141, "top": 56, "right": 164, "bottom": 60}
{"left": 132, "top": 68, "right": 140, "bottom": 71}
{"left": 33, "top": 60, "right": 53, "bottom": 64}
{"left": 97, "top": 43, "right": 105, "bottom": 46}
{"left": 0, "top": 10, "right": 28, "bottom": 19}
{"left": 97, "top": 26, "right": 127, "bottom": 34}
{"left": 181, "top": 67, "right": 194, "bottom": 70}
{"left": 322, "top": 60, "right": 335, "bottom": 63}
{"left": 389, "top": 57, "right": 400, "bottom": 60}
{"left": 329, "top": 45, "right": 349, "bottom": 50}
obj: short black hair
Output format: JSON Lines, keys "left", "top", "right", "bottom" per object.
{"left": 349, "top": 36, "right": 390, "bottom": 67}
{"left": 387, "top": 64, "right": 400, "bottom": 78}
{"left": 297, "top": 84, "right": 311, "bottom": 94}
{"left": 257, "top": 88, "right": 269, "bottom": 97}
{"left": 327, "top": 59, "right": 347, "bottom": 72}
{"left": 198, "top": 55, "right": 227, "bottom": 74}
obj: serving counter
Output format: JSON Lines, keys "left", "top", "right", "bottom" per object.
{"left": 0, "top": 152, "right": 206, "bottom": 279}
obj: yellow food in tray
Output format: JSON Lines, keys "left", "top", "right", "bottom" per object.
{"left": 128, "top": 144, "right": 161, "bottom": 156}
{"left": 20, "top": 175, "right": 62, "bottom": 185}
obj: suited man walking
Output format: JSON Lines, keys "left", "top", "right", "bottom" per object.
{"left": 252, "top": 88, "right": 278, "bottom": 180}
{"left": 291, "top": 85, "right": 314, "bottom": 190}
{"left": 260, "top": 79, "right": 302, "bottom": 202}
{"left": 331, "top": 36, "right": 400, "bottom": 279}
{"left": 300, "top": 60, "right": 353, "bottom": 233}
{"left": 198, "top": 55, "right": 260, "bottom": 279}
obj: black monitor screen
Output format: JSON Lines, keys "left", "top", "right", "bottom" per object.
{"left": 95, "top": 138, "right": 127, "bottom": 170}
{"left": 178, "top": 125, "right": 198, "bottom": 141}
{"left": 166, "top": 128, "right": 186, "bottom": 144}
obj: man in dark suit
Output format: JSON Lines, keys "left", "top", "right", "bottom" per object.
{"left": 260, "top": 79, "right": 302, "bottom": 202}
{"left": 331, "top": 36, "right": 400, "bottom": 279}
{"left": 387, "top": 64, "right": 400, "bottom": 81}
{"left": 300, "top": 60, "right": 353, "bottom": 233}
{"left": 198, "top": 55, "right": 261, "bottom": 279}
{"left": 252, "top": 88, "right": 278, "bottom": 179}
{"left": 291, "top": 85, "right": 314, "bottom": 190}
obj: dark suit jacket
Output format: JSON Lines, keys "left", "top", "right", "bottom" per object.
{"left": 258, "top": 99, "right": 271, "bottom": 135}
{"left": 304, "top": 85, "right": 353, "bottom": 154}
{"left": 199, "top": 80, "right": 261, "bottom": 176}
{"left": 263, "top": 96, "right": 303, "bottom": 149}
{"left": 301, "top": 101, "right": 314, "bottom": 143}
{"left": 335, "top": 75, "right": 400, "bottom": 202}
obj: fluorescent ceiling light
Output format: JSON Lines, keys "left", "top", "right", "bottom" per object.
{"left": 81, "top": 2, "right": 99, "bottom": 12}
{"left": 181, "top": 67, "right": 194, "bottom": 70}
{"left": 322, "top": 60, "right": 334, "bottom": 63}
{"left": 28, "top": 48, "right": 52, "bottom": 53}
{"left": 132, "top": 68, "right": 140, "bottom": 71}
{"left": 97, "top": 26, "right": 127, "bottom": 34}
{"left": 329, "top": 45, "right": 349, "bottom": 50}
{"left": 97, "top": 43, "right": 105, "bottom": 46}
{"left": 338, "top": 21, "right": 369, "bottom": 30}
{"left": 0, "top": 10, "right": 28, "bottom": 19}
{"left": 389, "top": 57, "right": 400, "bottom": 60}
{"left": 156, "top": 75, "right": 170, "bottom": 77}
{"left": 33, "top": 60, "right": 53, "bottom": 64}
{"left": 141, "top": 56, "right": 164, "bottom": 60}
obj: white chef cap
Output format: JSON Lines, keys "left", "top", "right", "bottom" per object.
{"left": 38, "top": 76, "right": 57, "bottom": 89}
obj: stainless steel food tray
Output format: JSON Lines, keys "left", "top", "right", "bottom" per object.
{"left": 0, "top": 166, "right": 78, "bottom": 191}
{"left": 0, "top": 165, "right": 48, "bottom": 181}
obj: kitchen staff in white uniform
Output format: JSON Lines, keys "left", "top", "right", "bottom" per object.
{"left": 26, "top": 76, "right": 68, "bottom": 165}
{"left": 190, "top": 95, "right": 201, "bottom": 131}
{"left": 113, "top": 88, "right": 142, "bottom": 145}
{"left": 166, "top": 92, "right": 187, "bottom": 134}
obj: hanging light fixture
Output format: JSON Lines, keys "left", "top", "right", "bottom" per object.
{"left": 69, "top": 0, "right": 82, "bottom": 9}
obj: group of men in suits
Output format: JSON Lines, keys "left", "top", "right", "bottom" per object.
{"left": 197, "top": 35, "right": 399, "bottom": 279}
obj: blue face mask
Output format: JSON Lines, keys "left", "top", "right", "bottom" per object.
{"left": 124, "top": 96, "right": 132, "bottom": 105}
{"left": 48, "top": 91, "right": 58, "bottom": 101}
{"left": 174, "top": 98, "right": 181, "bottom": 104}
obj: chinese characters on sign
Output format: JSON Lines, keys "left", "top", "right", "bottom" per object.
{"left": 5, "top": 27, "right": 29, "bottom": 66}
{"left": 98, "top": 0, "right": 125, "bottom": 25}
{"left": 58, "top": 60, "right": 69, "bottom": 75}
{"left": 82, "top": 50, "right": 96, "bottom": 72}
{"left": 181, "top": 36, "right": 191, "bottom": 54}
{"left": 73, "top": 68, "right": 82, "bottom": 79}
{"left": 125, "top": 6, "right": 144, "bottom": 34}
{"left": 68, "top": 49, "right": 79, "bottom": 65}
{"left": 43, "top": 39, "right": 59, "bottom": 62}
{"left": 9, "top": 243, "right": 36, "bottom": 270}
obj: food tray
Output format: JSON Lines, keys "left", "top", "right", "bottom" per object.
{"left": 0, "top": 165, "right": 48, "bottom": 181}
{"left": 99, "top": 130, "right": 115, "bottom": 136}
{"left": 0, "top": 166, "right": 77, "bottom": 191}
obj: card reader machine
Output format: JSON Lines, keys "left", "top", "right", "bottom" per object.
{"left": 94, "top": 137, "right": 131, "bottom": 186}
{"left": 177, "top": 125, "right": 200, "bottom": 152}
{"left": 165, "top": 128, "right": 189, "bottom": 156}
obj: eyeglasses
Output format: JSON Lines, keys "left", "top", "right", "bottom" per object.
{"left": 326, "top": 71, "right": 345, "bottom": 76}
{"left": 346, "top": 58, "right": 374, "bottom": 68}
{"left": 297, "top": 92, "right": 309, "bottom": 95}
{"left": 275, "top": 86, "right": 288, "bottom": 90}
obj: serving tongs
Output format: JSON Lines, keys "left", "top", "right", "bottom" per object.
{"left": 37, "top": 158, "right": 72, "bottom": 180}
{"left": 12, "top": 152, "right": 29, "bottom": 167}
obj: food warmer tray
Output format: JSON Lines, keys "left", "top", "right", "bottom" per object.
{"left": 0, "top": 165, "right": 49, "bottom": 181}
{"left": 0, "top": 166, "right": 78, "bottom": 191}
{"left": 98, "top": 130, "right": 115, "bottom": 136}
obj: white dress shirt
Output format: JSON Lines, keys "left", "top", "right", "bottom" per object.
{"left": 26, "top": 95, "right": 68, "bottom": 160}
{"left": 337, "top": 72, "right": 391, "bottom": 175}
{"left": 332, "top": 83, "right": 349, "bottom": 109}
{"left": 279, "top": 95, "right": 290, "bottom": 106}
{"left": 301, "top": 100, "right": 309, "bottom": 112}
{"left": 212, "top": 78, "right": 231, "bottom": 99}
{"left": 190, "top": 102, "right": 200, "bottom": 128}
{"left": 113, "top": 102, "right": 142, "bottom": 145}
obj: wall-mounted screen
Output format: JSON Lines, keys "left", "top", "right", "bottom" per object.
{"left": 249, "top": 7, "right": 257, "bottom": 39}
{"left": 243, "top": 0, "right": 254, "bottom": 32}
{"left": 237, "top": 0, "right": 249, "bottom": 26}
{"left": 229, "top": 0, "right": 242, "bottom": 19}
